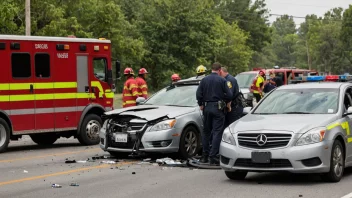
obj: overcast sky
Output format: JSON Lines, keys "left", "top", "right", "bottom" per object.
{"left": 266, "top": 0, "right": 352, "bottom": 25}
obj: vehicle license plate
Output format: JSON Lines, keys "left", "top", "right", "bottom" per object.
{"left": 115, "top": 133, "right": 128, "bottom": 143}
{"left": 251, "top": 152, "right": 271, "bottom": 163}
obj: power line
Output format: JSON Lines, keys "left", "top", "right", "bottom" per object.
{"left": 221, "top": 10, "right": 343, "bottom": 22}
{"left": 265, "top": 0, "right": 337, "bottom": 8}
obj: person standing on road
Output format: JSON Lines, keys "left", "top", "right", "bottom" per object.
{"left": 251, "top": 70, "right": 265, "bottom": 103}
{"left": 220, "top": 67, "right": 243, "bottom": 128}
{"left": 122, "top": 68, "right": 139, "bottom": 108}
{"left": 136, "top": 68, "right": 149, "bottom": 99}
{"left": 196, "top": 63, "right": 232, "bottom": 165}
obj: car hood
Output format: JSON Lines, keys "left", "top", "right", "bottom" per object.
{"left": 104, "top": 105, "right": 196, "bottom": 121}
{"left": 231, "top": 114, "right": 338, "bottom": 134}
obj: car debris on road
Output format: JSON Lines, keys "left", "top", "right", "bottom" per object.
{"left": 51, "top": 184, "right": 62, "bottom": 188}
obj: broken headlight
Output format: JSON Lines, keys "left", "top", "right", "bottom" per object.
{"left": 149, "top": 119, "right": 176, "bottom": 132}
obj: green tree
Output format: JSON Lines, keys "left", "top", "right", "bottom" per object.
{"left": 341, "top": 5, "right": 352, "bottom": 66}
{"left": 270, "top": 15, "right": 299, "bottom": 67}
{"left": 212, "top": 16, "right": 252, "bottom": 73}
{"left": 214, "top": 0, "right": 272, "bottom": 52}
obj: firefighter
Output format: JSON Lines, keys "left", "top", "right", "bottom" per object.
{"left": 122, "top": 68, "right": 139, "bottom": 108}
{"left": 171, "top": 74, "right": 181, "bottom": 82}
{"left": 136, "top": 68, "right": 148, "bottom": 99}
{"left": 196, "top": 65, "right": 207, "bottom": 79}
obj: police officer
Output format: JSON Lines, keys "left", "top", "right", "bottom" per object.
{"left": 196, "top": 63, "right": 232, "bottom": 165}
{"left": 220, "top": 67, "right": 243, "bottom": 128}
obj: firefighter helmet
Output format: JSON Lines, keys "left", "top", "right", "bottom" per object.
{"left": 139, "top": 68, "right": 148, "bottom": 75}
{"left": 124, "top": 68, "right": 134, "bottom": 75}
{"left": 196, "top": 65, "right": 207, "bottom": 74}
{"left": 171, "top": 74, "right": 181, "bottom": 81}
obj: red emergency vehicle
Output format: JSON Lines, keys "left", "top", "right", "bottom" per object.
{"left": 0, "top": 35, "right": 119, "bottom": 153}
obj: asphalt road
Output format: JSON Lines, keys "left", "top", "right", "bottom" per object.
{"left": 1, "top": 137, "right": 352, "bottom": 198}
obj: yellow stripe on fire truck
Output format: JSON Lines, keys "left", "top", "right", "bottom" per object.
{"left": 0, "top": 82, "right": 114, "bottom": 99}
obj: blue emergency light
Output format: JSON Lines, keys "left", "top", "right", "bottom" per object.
{"left": 339, "top": 75, "right": 347, "bottom": 80}
{"left": 306, "top": 76, "right": 325, "bottom": 81}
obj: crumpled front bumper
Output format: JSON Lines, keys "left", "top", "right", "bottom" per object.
{"left": 219, "top": 140, "right": 333, "bottom": 173}
{"left": 99, "top": 126, "right": 180, "bottom": 153}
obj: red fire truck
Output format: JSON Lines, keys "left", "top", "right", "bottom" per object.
{"left": 0, "top": 35, "right": 120, "bottom": 153}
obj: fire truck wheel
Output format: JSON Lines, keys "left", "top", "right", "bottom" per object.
{"left": 78, "top": 114, "right": 102, "bottom": 145}
{"left": 0, "top": 118, "right": 10, "bottom": 153}
{"left": 30, "top": 133, "right": 58, "bottom": 145}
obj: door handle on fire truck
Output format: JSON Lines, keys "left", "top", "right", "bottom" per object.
{"left": 30, "top": 84, "right": 34, "bottom": 93}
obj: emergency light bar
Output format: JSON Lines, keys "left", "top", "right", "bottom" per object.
{"left": 307, "top": 76, "right": 325, "bottom": 81}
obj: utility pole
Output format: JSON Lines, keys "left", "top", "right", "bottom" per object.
{"left": 25, "top": 0, "right": 31, "bottom": 36}
{"left": 306, "top": 40, "right": 311, "bottom": 70}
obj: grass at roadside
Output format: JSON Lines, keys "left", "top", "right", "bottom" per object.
{"left": 114, "top": 94, "right": 123, "bottom": 109}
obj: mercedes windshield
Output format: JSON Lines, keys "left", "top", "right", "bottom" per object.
{"left": 253, "top": 88, "right": 339, "bottom": 114}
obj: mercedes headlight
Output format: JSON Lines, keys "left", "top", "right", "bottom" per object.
{"left": 296, "top": 127, "right": 326, "bottom": 146}
{"left": 150, "top": 119, "right": 176, "bottom": 132}
{"left": 221, "top": 127, "right": 236, "bottom": 145}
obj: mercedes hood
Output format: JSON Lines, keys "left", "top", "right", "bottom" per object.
{"left": 231, "top": 114, "right": 338, "bottom": 134}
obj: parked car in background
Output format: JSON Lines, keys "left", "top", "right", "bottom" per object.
{"left": 235, "top": 67, "right": 318, "bottom": 107}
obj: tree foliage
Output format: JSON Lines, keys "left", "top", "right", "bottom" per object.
{"left": 3, "top": 0, "right": 352, "bottom": 90}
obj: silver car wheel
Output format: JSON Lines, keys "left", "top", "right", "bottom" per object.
{"left": 0, "top": 124, "right": 6, "bottom": 147}
{"left": 184, "top": 130, "right": 197, "bottom": 155}
{"left": 86, "top": 120, "right": 101, "bottom": 141}
{"left": 333, "top": 145, "right": 343, "bottom": 177}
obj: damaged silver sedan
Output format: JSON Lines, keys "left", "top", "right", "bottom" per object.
{"left": 99, "top": 80, "right": 203, "bottom": 159}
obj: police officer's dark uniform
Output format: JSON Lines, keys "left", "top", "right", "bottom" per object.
{"left": 196, "top": 64, "right": 232, "bottom": 165}
{"left": 224, "top": 73, "right": 243, "bottom": 128}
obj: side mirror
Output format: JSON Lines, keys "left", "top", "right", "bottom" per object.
{"left": 344, "top": 106, "right": 352, "bottom": 116}
{"left": 136, "top": 97, "right": 146, "bottom": 105}
{"left": 243, "top": 107, "right": 252, "bottom": 115}
{"left": 107, "top": 69, "right": 113, "bottom": 86}
{"left": 115, "top": 60, "right": 121, "bottom": 79}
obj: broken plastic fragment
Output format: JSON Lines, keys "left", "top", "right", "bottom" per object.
{"left": 101, "top": 161, "right": 116, "bottom": 164}
{"left": 52, "top": 184, "right": 62, "bottom": 188}
{"left": 23, "top": 170, "right": 28, "bottom": 173}
{"left": 65, "top": 160, "right": 76, "bottom": 164}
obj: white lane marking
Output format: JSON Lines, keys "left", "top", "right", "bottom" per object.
{"left": 341, "top": 192, "right": 352, "bottom": 198}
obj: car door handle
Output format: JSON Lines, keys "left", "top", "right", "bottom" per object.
{"left": 30, "top": 84, "right": 34, "bottom": 93}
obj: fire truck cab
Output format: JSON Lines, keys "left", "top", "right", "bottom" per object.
{"left": 0, "top": 35, "right": 119, "bottom": 153}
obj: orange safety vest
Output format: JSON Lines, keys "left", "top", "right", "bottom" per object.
{"left": 135, "top": 77, "right": 148, "bottom": 99}
{"left": 122, "top": 77, "right": 139, "bottom": 108}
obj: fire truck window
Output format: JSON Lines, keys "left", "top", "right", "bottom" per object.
{"left": 93, "top": 58, "right": 107, "bottom": 82}
{"left": 35, "top": 54, "right": 50, "bottom": 78}
{"left": 12, "top": 53, "right": 31, "bottom": 78}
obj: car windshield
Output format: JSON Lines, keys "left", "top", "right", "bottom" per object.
{"left": 144, "top": 85, "right": 198, "bottom": 107}
{"left": 253, "top": 88, "right": 339, "bottom": 114}
{"left": 235, "top": 73, "right": 256, "bottom": 88}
